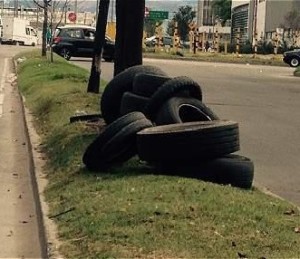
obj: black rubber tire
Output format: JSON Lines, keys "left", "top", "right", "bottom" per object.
{"left": 120, "top": 92, "right": 150, "bottom": 116}
{"left": 137, "top": 120, "right": 239, "bottom": 163}
{"left": 70, "top": 114, "right": 102, "bottom": 123}
{"left": 83, "top": 112, "right": 152, "bottom": 171}
{"left": 155, "top": 154, "right": 254, "bottom": 189}
{"left": 102, "top": 117, "right": 153, "bottom": 157}
{"left": 145, "top": 76, "right": 202, "bottom": 120}
{"left": 132, "top": 73, "right": 171, "bottom": 97}
{"left": 154, "top": 97, "right": 219, "bottom": 125}
{"left": 100, "top": 65, "right": 167, "bottom": 124}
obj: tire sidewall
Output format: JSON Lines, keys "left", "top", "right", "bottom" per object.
{"left": 290, "top": 58, "right": 299, "bottom": 67}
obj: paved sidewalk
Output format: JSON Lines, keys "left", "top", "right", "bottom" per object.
{"left": 0, "top": 58, "right": 46, "bottom": 258}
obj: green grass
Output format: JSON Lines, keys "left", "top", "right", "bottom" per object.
{"left": 294, "top": 66, "right": 300, "bottom": 77}
{"left": 17, "top": 50, "right": 300, "bottom": 258}
{"left": 143, "top": 49, "right": 286, "bottom": 67}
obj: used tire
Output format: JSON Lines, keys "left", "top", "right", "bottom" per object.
{"left": 132, "top": 73, "right": 171, "bottom": 97}
{"left": 120, "top": 92, "right": 150, "bottom": 116}
{"left": 83, "top": 112, "right": 152, "bottom": 171}
{"left": 154, "top": 96, "right": 219, "bottom": 125}
{"left": 100, "top": 65, "right": 167, "bottom": 124}
{"left": 156, "top": 154, "right": 254, "bottom": 189}
{"left": 145, "top": 76, "right": 202, "bottom": 120}
{"left": 137, "top": 120, "right": 239, "bottom": 163}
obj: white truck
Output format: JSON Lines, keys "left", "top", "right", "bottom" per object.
{"left": 1, "top": 17, "right": 38, "bottom": 46}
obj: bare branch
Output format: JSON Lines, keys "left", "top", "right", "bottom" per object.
{"left": 33, "top": 0, "right": 44, "bottom": 9}
{"left": 55, "top": 0, "right": 71, "bottom": 28}
{"left": 33, "top": 0, "right": 52, "bottom": 9}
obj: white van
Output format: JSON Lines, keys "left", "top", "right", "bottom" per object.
{"left": 1, "top": 17, "right": 38, "bottom": 46}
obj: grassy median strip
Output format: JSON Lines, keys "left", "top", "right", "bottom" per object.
{"left": 144, "top": 50, "right": 285, "bottom": 67}
{"left": 16, "top": 50, "right": 300, "bottom": 258}
{"left": 294, "top": 66, "right": 300, "bottom": 77}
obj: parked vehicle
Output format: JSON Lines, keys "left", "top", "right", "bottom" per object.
{"left": 145, "top": 35, "right": 173, "bottom": 47}
{"left": 283, "top": 49, "right": 300, "bottom": 67}
{"left": 52, "top": 25, "right": 115, "bottom": 61}
{"left": 1, "top": 17, "right": 38, "bottom": 46}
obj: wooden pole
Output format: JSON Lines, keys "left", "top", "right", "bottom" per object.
{"left": 236, "top": 28, "right": 240, "bottom": 54}
{"left": 87, "top": 0, "right": 110, "bottom": 93}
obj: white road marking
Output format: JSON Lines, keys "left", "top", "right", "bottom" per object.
{"left": 0, "top": 58, "right": 8, "bottom": 118}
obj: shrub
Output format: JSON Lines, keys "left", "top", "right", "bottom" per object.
{"left": 240, "top": 41, "right": 253, "bottom": 54}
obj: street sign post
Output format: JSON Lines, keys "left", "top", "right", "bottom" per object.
{"left": 149, "top": 11, "right": 169, "bottom": 20}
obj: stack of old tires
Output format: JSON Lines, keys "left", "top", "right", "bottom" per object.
{"left": 83, "top": 65, "right": 254, "bottom": 189}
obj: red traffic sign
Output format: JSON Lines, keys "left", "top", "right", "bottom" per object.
{"left": 68, "top": 12, "right": 77, "bottom": 22}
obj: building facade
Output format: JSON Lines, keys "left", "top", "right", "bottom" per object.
{"left": 231, "top": 0, "right": 299, "bottom": 46}
{"left": 231, "top": 0, "right": 254, "bottom": 44}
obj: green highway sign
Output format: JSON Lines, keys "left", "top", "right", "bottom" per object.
{"left": 149, "top": 11, "right": 169, "bottom": 20}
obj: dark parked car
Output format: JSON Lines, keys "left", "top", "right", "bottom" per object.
{"left": 283, "top": 49, "right": 300, "bottom": 67}
{"left": 52, "top": 25, "right": 115, "bottom": 61}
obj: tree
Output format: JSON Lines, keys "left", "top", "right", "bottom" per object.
{"left": 212, "top": 0, "right": 232, "bottom": 26}
{"left": 167, "top": 5, "right": 196, "bottom": 41}
{"left": 144, "top": 18, "right": 162, "bottom": 37}
{"left": 87, "top": 0, "right": 110, "bottom": 93}
{"left": 114, "top": 0, "right": 145, "bottom": 75}
{"left": 87, "top": 0, "right": 145, "bottom": 93}
{"left": 33, "top": 0, "right": 70, "bottom": 57}
{"left": 33, "top": 0, "right": 51, "bottom": 56}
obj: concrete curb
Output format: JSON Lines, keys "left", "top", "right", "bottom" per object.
{"left": 13, "top": 58, "right": 64, "bottom": 259}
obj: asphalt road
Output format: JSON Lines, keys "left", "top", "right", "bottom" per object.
{"left": 73, "top": 57, "right": 300, "bottom": 206}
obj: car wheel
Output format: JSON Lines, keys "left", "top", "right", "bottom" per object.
{"left": 60, "top": 48, "right": 71, "bottom": 60}
{"left": 290, "top": 57, "right": 300, "bottom": 67}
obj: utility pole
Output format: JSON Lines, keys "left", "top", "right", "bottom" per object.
{"left": 14, "top": 0, "right": 19, "bottom": 17}
{"left": 252, "top": 0, "right": 258, "bottom": 47}
{"left": 96, "top": 0, "right": 100, "bottom": 21}
{"left": 74, "top": 0, "right": 77, "bottom": 24}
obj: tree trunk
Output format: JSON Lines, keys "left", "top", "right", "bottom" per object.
{"left": 42, "top": 0, "right": 48, "bottom": 57}
{"left": 87, "top": 0, "right": 110, "bottom": 93}
{"left": 114, "top": 0, "right": 145, "bottom": 76}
